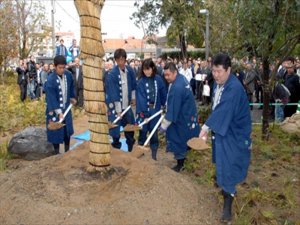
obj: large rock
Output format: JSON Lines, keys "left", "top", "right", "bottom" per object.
{"left": 8, "top": 127, "right": 54, "bottom": 160}
{"left": 280, "top": 113, "right": 300, "bottom": 135}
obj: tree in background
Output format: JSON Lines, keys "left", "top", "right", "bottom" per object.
{"left": 74, "top": 0, "right": 111, "bottom": 169}
{"left": 133, "top": 0, "right": 299, "bottom": 139}
{"left": 0, "top": 0, "right": 18, "bottom": 77}
{"left": 223, "top": 0, "right": 300, "bottom": 140}
{"left": 131, "top": 0, "right": 204, "bottom": 59}
{"left": 15, "top": 0, "right": 50, "bottom": 59}
{"left": 196, "top": 0, "right": 300, "bottom": 139}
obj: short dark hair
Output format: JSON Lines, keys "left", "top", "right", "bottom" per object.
{"left": 114, "top": 48, "right": 127, "bottom": 60}
{"left": 141, "top": 58, "right": 157, "bottom": 77}
{"left": 283, "top": 56, "right": 295, "bottom": 64}
{"left": 212, "top": 53, "right": 231, "bottom": 70}
{"left": 54, "top": 55, "right": 67, "bottom": 66}
{"left": 164, "top": 62, "right": 178, "bottom": 73}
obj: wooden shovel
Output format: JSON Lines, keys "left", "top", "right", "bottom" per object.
{"left": 108, "top": 105, "right": 131, "bottom": 129}
{"left": 48, "top": 104, "right": 73, "bottom": 130}
{"left": 123, "top": 109, "right": 163, "bottom": 132}
{"left": 187, "top": 137, "right": 210, "bottom": 151}
{"left": 135, "top": 114, "right": 165, "bottom": 152}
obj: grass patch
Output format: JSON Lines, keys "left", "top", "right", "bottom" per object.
{"left": 0, "top": 76, "right": 83, "bottom": 170}
{"left": 0, "top": 141, "right": 12, "bottom": 171}
{"left": 185, "top": 124, "right": 300, "bottom": 224}
{"left": 0, "top": 77, "right": 46, "bottom": 134}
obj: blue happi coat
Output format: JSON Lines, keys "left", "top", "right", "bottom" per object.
{"left": 205, "top": 74, "right": 251, "bottom": 194}
{"left": 105, "top": 65, "right": 136, "bottom": 137}
{"left": 165, "top": 74, "right": 200, "bottom": 159}
{"left": 45, "top": 70, "right": 75, "bottom": 144}
{"left": 136, "top": 75, "right": 167, "bottom": 129}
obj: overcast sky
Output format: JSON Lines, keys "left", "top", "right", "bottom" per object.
{"left": 45, "top": 0, "right": 166, "bottom": 40}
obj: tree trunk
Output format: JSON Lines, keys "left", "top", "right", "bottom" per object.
{"left": 74, "top": 0, "right": 111, "bottom": 168}
{"left": 262, "top": 57, "right": 270, "bottom": 140}
{"left": 179, "top": 33, "right": 187, "bottom": 60}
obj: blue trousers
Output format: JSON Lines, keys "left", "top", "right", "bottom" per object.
{"left": 111, "top": 108, "right": 135, "bottom": 152}
{"left": 138, "top": 125, "right": 159, "bottom": 160}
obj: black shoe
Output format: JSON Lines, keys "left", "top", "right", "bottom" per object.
{"left": 221, "top": 190, "right": 234, "bottom": 223}
{"left": 172, "top": 158, "right": 185, "bottom": 172}
{"left": 128, "top": 146, "right": 133, "bottom": 152}
{"left": 65, "top": 145, "right": 70, "bottom": 152}
{"left": 53, "top": 146, "right": 60, "bottom": 155}
{"left": 111, "top": 142, "right": 122, "bottom": 149}
{"left": 54, "top": 149, "right": 60, "bottom": 155}
{"left": 151, "top": 149, "right": 157, "bottom": 160}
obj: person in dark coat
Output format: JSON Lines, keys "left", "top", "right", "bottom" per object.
{"left": 68, "top": 57, "right": 84, "bottom": 107}
{"left": 243, "top": 62, "right": 257, "bottom": 110}
{"left": 44, "top": 55, "right": 76, "bottom": 154}
{"left": 105, "top": 48, "right": 136, "bottom": 152}
{"left": 136, "top": 58, "right": 167, "bottom": 160}
{"left": 16, "top": 59, "right": 28, "bottom": 102}
{"left": 159, "top": 62, "right": 200, "bottom": 172}
{"left": 27, "top": 55, "right": 37, "bottom": 100}
{"left": 283, "top": 57, "right": 300, "bottom": 117}
{"left": 200, "top": 53, "right": 251, "bottom": 223}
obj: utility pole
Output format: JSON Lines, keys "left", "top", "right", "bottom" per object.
{"left": 200, "top": 9, "right": 209, "bottom": 60}
{"left": 51, "top": 0, "right": 56, "bottom": 57}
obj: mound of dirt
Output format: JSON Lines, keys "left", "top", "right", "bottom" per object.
{"left": 0, "top": 115, "right": 220, "bottom": 224}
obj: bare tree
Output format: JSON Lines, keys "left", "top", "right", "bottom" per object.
{"left": 15, "top": 0, "right": 50, "bottom": 59}
{"left": 0, "top": 0, "right": 18, "bottom": 78}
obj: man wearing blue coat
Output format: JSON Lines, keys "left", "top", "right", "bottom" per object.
{"left": 200, "top": 53, "right": 251, "bottom": 223}
{"left": 106, "top": 49, "right": 136, "bottom": 152}
{"left": 160, "top": 62, "right": 200, "bottom": 172}
{"left": 45, "top": 55, "right": 76, "bottom": 154}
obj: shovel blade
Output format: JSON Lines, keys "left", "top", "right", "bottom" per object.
{"left": 48, "top": 122, "right": 65, "bottom": 130}
{"left": 123, "top": 124, "right": 141, "bottom": 132}
{"left": 108, "top": 122, "right": 118, "bottom": 129}
{"left": 187, "top": 137, "right": 210, "bottom": 151}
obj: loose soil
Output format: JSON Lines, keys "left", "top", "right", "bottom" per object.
{"left": 0, "top": 115, "right": 222, "bottom": 225}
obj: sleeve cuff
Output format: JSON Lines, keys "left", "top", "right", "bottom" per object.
{"left": 161, "top": 118, "right": 171, "bottom": 130}
{"left": 114, "top": 102, "right": 122, "bottom": 113}
{"left": 55, "top": 109, "right": 63, "bottom": 115}
{"left": 131, "top": 90, "right": 136, "bottom": 100}
{"left": 202, "top": 124, "right": 210, "bottom": 133}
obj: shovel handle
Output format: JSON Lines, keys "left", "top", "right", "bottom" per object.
{"left": 139, "top": 109, "right": 163, "bottom": 127}
{"left": 113, "top": 105, "right": 131, "bottom": 124}
{"left": 144, "top": 115, "right": 164, "bottom": 147}
{"left": 58, "top": 104, "right": 73, "bottom": 123}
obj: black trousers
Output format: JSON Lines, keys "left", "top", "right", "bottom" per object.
{"left": 19, "top": 82, "right": 27, "bottom": 102}
{"left": 53, "top": 126, "right": 71, "bottom": 154}
{"left": 255, "top": 85, "right": 263, "bottom": 103}
{"left": 75, "top": 88, "right": 84, "bottom": 107}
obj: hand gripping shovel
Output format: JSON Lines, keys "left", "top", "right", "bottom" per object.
{"left": 108, "top": 105, "right": 131, "bottom": 129}
{"left": 135, "top": 114, "right": 165, "bottom": 152}
{"left": 187, "top": 137, "right": 210, "bottom": 151}
{"left": 123, "top": 109, "right": 163, "bottom": 132}
{"left": 48, "top": 104, "right": 73, "bottom": 130}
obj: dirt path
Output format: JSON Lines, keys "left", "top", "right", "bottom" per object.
{"left": 0, "top": 115, "right": 222, "bottom": 225}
